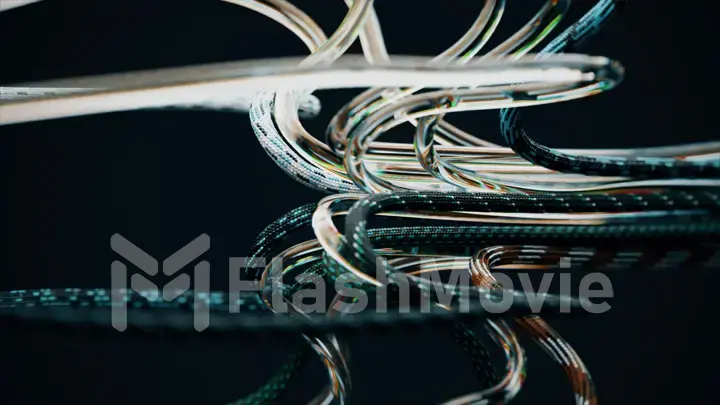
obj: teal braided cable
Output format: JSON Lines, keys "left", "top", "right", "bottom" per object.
{"left": 322, "top": 221, "right": 720, "bottom": 297}
{"left": 1, "top": 287, "right": 587, "bottom": 333}
{"left": 243, "top": 261, "right": 345, "bottom": 405}
{"left": 365, "top": 223, "right": 720, "bottom": 247}
{"left": 233, "top": 206, "right": 342, "bottom": 405}
{"left": 452, "top": 323, "right": 501, "bottom": 387}
{"left": 340, "top": 190, "right": 720, "bottom": 282}
{"left": 246, "top": 203, "right": 319, "bottom": 280}
{"left": 499, "top": 0, "right": 720, "bottom": 179}
{"left": 228, "top": 348, "right": 309, "bottom": 405}
{"left": 225, "top": 203, "right": 318, "bottom": 405}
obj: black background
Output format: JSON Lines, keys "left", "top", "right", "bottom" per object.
{"left": 1, "top": 0, "right": 718, "bottom": 403}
